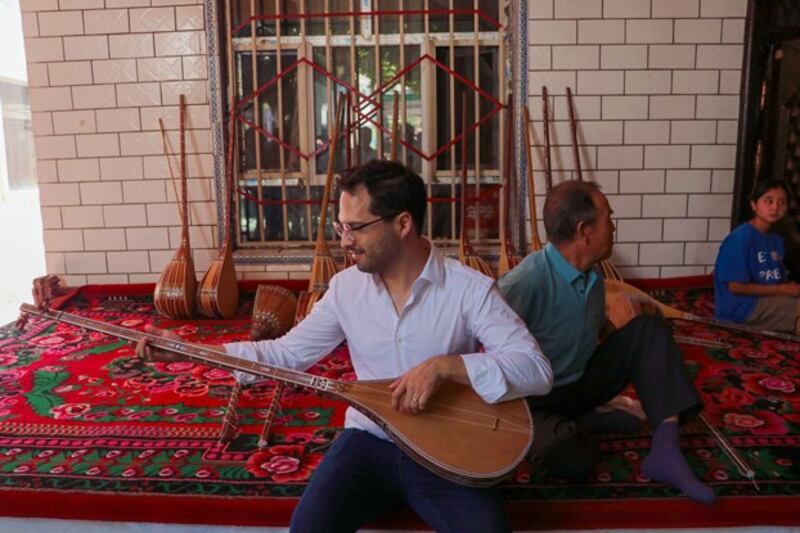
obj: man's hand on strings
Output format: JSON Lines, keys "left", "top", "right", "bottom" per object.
{"left": 389, "top": 355, "right": 468, "bottom": 415}
{"left": 136, "top": 325, "right": 186, "bottom": 364}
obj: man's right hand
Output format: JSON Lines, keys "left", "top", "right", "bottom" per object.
{"left": 136, "top": 325, "right": 186, "bottom": 363}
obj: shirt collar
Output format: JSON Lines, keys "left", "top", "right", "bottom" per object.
{"left": 544, "top": 242, "right": 597, "bottom": 289}
{"left": 369, "top": 239, "right": 443, "bottom": 290}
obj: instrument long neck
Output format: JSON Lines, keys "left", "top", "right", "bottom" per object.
{"left": 542, "top": 86, "right": 553, "bottom": 191}
{"left": 566, "top": 87, "right": 583, "bottom": 182}
{"left": 460, "top": 93, "right": 469, "bottom": 247}
{"left": 317, "top": 94, "right": 344, "bottom": 246}
{"left": 501, "top": 94, "right": 513, "bottom": 244}
{"left": 223, "top": 107, "right": 236, "bottom": 248}
{"left": 179, "top": 94, "right": 190, "bottom": 246}
{"left": 19, "top": 304, "right": 336, "bottom": 393}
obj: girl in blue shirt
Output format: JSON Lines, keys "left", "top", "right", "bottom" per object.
{"left": 714, "top": 179, "right": 800, "bottom": 333}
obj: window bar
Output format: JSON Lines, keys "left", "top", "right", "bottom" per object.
{"left": 498, "top": 0, "right": 508, "bottom": 245}
{"left": 374, "top": 0, "right": 384, "bottom": 160}
{"left": 226, "top": 0, "right": 242, "bottom": 248}
{"left": 250, "top": 0, "right": 265, "bottom": 242}
{"left": 349, "top": 0, "right": 358, "bottom": 167}
{"left": 472, "top": 0, "right": 481, "bottom": 243}
{"left": 448, "top": 0, "right": 457, "bottom": 241}
{"left": 324, "top": 0, "right": 333, "bottom": 242}
{"left": 275, "top": 0, "right": 289, "bottom": 242}
{"left": 399, "top": 0, "right": 407, "bottom": 166}
{"left": 422, "top": 0, "right": 434, "bottom": 238}
{"left": 299, "top": 0, "right": 313, "bottom": 242}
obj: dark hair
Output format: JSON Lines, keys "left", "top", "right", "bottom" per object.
{"left": 749, "top": 179, "right": 792, "bottom": 204}
{"left": 338, "top": 159, "right": 427, "bottom": 235}
{"left": 543, "top": 180, "right": 602, "bottom": 245}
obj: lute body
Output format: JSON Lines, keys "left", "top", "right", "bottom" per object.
{"left": 19, "top": 303, "right": 533, "bottom": 487}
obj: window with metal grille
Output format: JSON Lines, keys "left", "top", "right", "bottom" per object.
{"left": 224, "top": 1, "right": 509, "bottom": 250}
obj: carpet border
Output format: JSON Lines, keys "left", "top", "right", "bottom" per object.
{"left": 0, "top": 489, "right": 798, "bottom": 529}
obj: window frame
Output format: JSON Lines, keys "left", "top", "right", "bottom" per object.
{"left": 212, "top": 1, "right": 515, "bottom": 258}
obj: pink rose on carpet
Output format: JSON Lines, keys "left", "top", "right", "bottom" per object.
{"left": 50, "top": 403, "right": 91, "bottom": 419}
{"left": 245, "top": 445, "right": 323, "bottom": 482}
{"left": 758, "top": 377, "right": 796, "bottom": 394}
{"left": 197, "top": 368, "right": 231, "bottom": 382}
{"left": 723, "top": 411, "right": 788, "bottom": 435}
{"left": 0, "top": 369, "right": 27, "bottom": 383}
{"left": 723, "top": 412, "right": 764, "bottom": 429}
{"left": 85, "top": 466, "right": 105, "bottom": 476}
{"left": 49, "top": 464, "right": 70, "bottom": 474}
{"left": 0, "top": 353, "right": 19, "bottom": 365}
{"left": 164, "top": 361, "right": 197, "bottom": 374}
{"left": 195, "top": 467, "right": 217, "bottom": 479}
{"left": 125, "top": 375, "right": 157, "bottom": 388}
{"left": 13, "top": 463, "right": 33, "bottom": 474}
{"left": 174, "top": 382, "right": 209, "bottom": 397}
{"left": 121, "top": 466, "right": 142, "bottom": 477}
{"left": 126, "top": 410, "right": 152, "bottom": 421}
{"left": 742, "top": 372, "right": 797, "bottom": 396}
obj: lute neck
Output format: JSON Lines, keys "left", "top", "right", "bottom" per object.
{"left": 19, "top": 303, "right": 338, "bottom": 394}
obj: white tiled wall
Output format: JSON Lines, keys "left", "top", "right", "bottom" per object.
{"left": 21, "top": 0, "right": 217, "bottom": 286}
{"left": 527, "top": 0, "right": 746, "bottom": 278}
{"left": 22, "top": 0, "right": 747, "bottom": 284}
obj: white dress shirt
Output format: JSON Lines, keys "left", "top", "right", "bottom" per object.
{"left": 225, "top": 244, "right": 552, "bottom": 440}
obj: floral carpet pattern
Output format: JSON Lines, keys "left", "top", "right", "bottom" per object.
{"left": 0, "top": 282, "right": 799, "bottom": 527}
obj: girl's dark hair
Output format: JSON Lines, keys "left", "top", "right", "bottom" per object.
{"left": 338, "top": 159, "right": 427, "bottom": 235}
{"left": 750, "top": 179, "right": 792, "bottom": 204}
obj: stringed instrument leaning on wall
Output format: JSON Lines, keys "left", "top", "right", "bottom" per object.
{"left": 458, "top": 93, "right": 495, "bottom": 278}
{"left": 497, "top": 94, "right": 524, "bottom": 277}
{"left": 19, "top": 303, "right": 534, "bottom": 488}
{"left": 198, "top": 107, "right": 240, "bottom": 319}
{"left": 154, "top": 95, "right": 197, "bottom": 319}
{"left": 296, "top": 93, "right": 346, "bottom": 322}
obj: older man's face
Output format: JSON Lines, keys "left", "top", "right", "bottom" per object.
{"left": 586, "top": 190, "right": 615, "bottom": 262}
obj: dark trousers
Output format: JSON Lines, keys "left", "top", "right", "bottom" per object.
{"left": 290, "top": 428, "right": 511, "bottom": 533}
{"left": 528, "top": 315, "right": 703, "bottom": 478}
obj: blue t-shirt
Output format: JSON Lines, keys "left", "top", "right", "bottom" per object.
{"left": 713, "top": 222, "right": 788, "bottom": 322}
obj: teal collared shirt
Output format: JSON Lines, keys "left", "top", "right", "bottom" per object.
{"left": 498, "top": 243, "right": 606, "bottom": 387}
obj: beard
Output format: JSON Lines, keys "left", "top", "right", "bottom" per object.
{"left": 349, "top": 231, "right": 401, "bottom": 274}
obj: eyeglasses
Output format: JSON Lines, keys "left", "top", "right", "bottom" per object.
{"left": 332, "top": 215, "right": 395, "bottom": 238}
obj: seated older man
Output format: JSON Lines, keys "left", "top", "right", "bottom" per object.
{"left": 498, "top": 180, "right": 715, "bottom": 505}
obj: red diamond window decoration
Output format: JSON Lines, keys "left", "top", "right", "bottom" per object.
{"left": 352, "top": 53, "right": 504, "bottom": 162}
{"left": 234, "top": 57, "right": 378, "bottom": 162}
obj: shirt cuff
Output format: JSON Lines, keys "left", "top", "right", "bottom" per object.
{"left": 459, "top": 353, "right": 508, "bottom": 404}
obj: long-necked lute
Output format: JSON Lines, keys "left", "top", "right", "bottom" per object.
{"left": 18, "top": 303, "right": 533, "bottom": 487}
{"left": 605, "top": 278, "right": 800, "bottom": 343}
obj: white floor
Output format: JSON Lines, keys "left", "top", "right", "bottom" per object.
{"left": 0, "top": 188, "right": 45, "bottom": 325}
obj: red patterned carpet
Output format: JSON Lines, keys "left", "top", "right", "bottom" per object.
{"left": 0, "top": 279, "right": 799, "bottom": 529}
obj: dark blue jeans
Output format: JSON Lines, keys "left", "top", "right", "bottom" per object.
{"left": 289, "top": 428, "right": 511, "bottom": 533}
